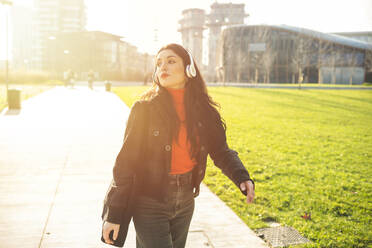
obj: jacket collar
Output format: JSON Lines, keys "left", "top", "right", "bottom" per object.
{"left": 148, "top": 94, "right": 170, "bottom": 127}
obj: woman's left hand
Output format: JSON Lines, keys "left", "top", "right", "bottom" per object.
{"left": 240, "top": 180, "right": 255, "bottom": 204}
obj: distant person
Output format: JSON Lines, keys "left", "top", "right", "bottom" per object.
{"left": 69, "top": 71, "right": 75, "bottom": 89}
{"left": 63, "top": 70, "right": 71, "bottom": 88}
{"left": 101, "top": 43, "right": 255, "bottom": 247}
{"left": 88, "top": 70, "right": 94, "bottom": 90}
{"left": 63, "top": 69, "right": 74, "bottom": 88}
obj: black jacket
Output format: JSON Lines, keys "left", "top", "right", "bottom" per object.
{"left": 101, "top": 94, "right": 254, "bottom": 246}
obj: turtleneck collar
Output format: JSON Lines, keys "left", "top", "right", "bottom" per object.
{"left": 166, "top": 87, "right": 185, "bottom": 105}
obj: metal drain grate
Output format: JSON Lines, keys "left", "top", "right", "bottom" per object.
{"left": 255, "top": 226, "right": 310, "bottom": 247}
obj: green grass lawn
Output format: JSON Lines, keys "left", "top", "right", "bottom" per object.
{"left": 113, "top": 86, "right": 372, "bottom": 248}
{"left": 213, "top": 82, "right": 372, "bottom": 88}
{"left": 0, "top": 84, "right": 55, "bottom": 112}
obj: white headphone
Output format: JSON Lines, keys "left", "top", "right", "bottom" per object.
{"left": 185, "top": 50, "right": 197, "bottom": 78}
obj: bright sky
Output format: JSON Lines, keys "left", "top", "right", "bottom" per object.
{"left": 1, "top": 0, "right": 372, "bottom": 59}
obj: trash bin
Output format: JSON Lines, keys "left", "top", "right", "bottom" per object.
{"left": 105, "top": 81, "right": 111, "bottom": 92}
{"left": 8, "top": 89, "right": 21, "bottom": 110}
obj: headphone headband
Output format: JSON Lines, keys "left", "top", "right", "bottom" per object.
{"left": 186, "top": 49, "right": 197, "bottom": 78}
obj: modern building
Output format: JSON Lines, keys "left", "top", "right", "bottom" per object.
{"left": 46, "top": 31, "right": 151, "bottom": 81}
{"left": 31, "top": 0, "right": 86, "bottom": 71}
{"left": 11, "top": 4, "right": 33, "bottom": 72}
{"left": 178, "top": 3, "right": 248, "bottom": 81}
{"left": 0, "top": 60, "right": 9, "bottom": 71}
{"left": 218, "top": 24, "right": 372, "bottom": 84}
{"left": 206, "top": 2, "right": 247, "bottom": 81}
{"left": 331, "top": 31, "right": 372, "bottom": 44}
{"left": 178, "top": 9, "right": 205, "bottom": 70}
{"left": 120, "top": 40, "right": 154, "bottom": 82}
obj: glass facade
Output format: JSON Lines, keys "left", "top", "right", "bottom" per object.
{"left": 219, "top": 25, "right": 372, "bottom": 84}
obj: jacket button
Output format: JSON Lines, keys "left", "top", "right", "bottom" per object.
{"left": 165, "top": 145, "right": 171, "bottom": 151}
{"left": 153, "top": 130, "right": 159, "bottom": 136}
{"left": 199, "top": 170, "right": 203, "bottom": 175}
{"left": 198, "top": 122, "right": 202, "bottom": 127}
{"left": 201, "top": 145, "right": 205, "bottom": 151}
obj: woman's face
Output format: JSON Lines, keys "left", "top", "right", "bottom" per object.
{"left": 156, "top": 49, "right": 187, "bottom": 89}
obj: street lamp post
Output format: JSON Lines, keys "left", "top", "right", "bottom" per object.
{"left": 48, "top": 36, "right": 57, "bottom": 78}
{"left": 1, "top": 0, "right": 13, "bottom": 103}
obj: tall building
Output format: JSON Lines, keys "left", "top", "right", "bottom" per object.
{"left": 11, "top": 4, "right": 33, "bottom": 71}
{"left": 31, "top": 0, "right": 86, "bottom": 71}
{"left": 206, "top": 2, "right": 247, "bottom": 81}
{"left": 178, "top": 9, "right": 205, "bottom": 71}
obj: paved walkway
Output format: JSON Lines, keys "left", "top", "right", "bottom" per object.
{"left": 0, "top": 86, "right": 268, "bottom": 248}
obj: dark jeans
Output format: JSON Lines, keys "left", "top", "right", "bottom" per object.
{"left": 133, "top": 171, "right": 195, "bottom": 248}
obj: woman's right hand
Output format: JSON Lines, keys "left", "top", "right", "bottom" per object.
{"left": 102, "top": 221, "right": 120, "bottom": 245}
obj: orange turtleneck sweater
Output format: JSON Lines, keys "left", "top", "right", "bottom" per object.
{"left": 166, "top": 87, "right": 197, "bottom": 174}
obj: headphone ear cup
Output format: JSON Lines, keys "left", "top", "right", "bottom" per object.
{"left": 189, "top": 64, "right": 196, "bottom": 77}
{"left": 185, "top": 50, "right": 197, "bottom": 78}
{"left": 186, "top": 65, "right": 191, "bottom": 78}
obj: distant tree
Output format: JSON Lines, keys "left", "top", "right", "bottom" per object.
{"left": 249, "top": 26, "right": 271, "bottom": 84}
{"left": 365, "top": 50, "right": 372, "bottom": 83}
{"left": 262, "top": 47, "right": 277, "bottom": 84}
{"left": 348, "top": 49, "right": 357, "bottom": 85}
{"left": 291, "top": 36, "right": 312, "bottom": 85}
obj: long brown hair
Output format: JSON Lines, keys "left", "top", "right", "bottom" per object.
{"left": 141, "top": 43, "right": 226, "bottom": 158}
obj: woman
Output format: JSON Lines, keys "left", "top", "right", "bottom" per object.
{"left": 101, "top": 43, "right": 255, "bottom": 248}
